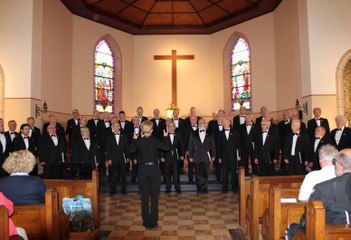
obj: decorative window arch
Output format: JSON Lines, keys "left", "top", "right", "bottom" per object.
{"left": 223, "top": 32, "right": 252, "bottom": 112}
{"left": 94, "top": 40, "right": 115, "bottom": 113}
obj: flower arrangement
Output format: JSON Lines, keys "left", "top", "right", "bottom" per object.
{"left": 165, "top": 104, "right": 180, "bottom": 118}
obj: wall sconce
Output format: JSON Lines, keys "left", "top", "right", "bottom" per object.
{"left": 35, "top": 101, "right": 48, "bottom": 118}
{"left": 295, "top": 99, "right": 308, "bottom": 118}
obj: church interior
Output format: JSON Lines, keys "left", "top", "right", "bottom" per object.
{"left": 1, "top": 0, "right": 351, "bottom": 239}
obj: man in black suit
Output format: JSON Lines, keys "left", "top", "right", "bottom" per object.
{"left": 255, "top": 106, "right": 268, "bottom": 126}
{"left": 66, "top": 109, "right": 80, "bottom": 144}
{"left": 283, "top": 119, "right": 309, "bottom": 175}
{"left": 233, "top": 106, "right": 247, "bottom": 131}
{"left": 307, "top": 107, "right": 330, "bottom": 141}
{"left": 5, "top": 120, "right": 19, "bottom": 152}
{"left": 254, "top": 119, "right": 279, "bottom": 176}
{"left": 87, "top": 110, "right": 101, "bottom": 141}
{"left": 27, "top": 116, "right": 41, "bottom": 154}
{"left": 42, "top": 114, "right": 65, "bottom": 140}
{"left": 106, "top": 122, "right": 130, "bottom": 194}
{"left": 13, "top": 124, "right": 36, "bottom": 156}
{"left": 219, "top": 119, "right": 241, "bottom": 193}
{"left": 182, "top": 115, "right": 198, "bottom": 183}
{"left": 184, "top": 106, "right": 201, "bottom": 128}
{"left": 71, "top": 116, "right": 89, "bottom": 141}
{"left": 278, "top": 111, "right": 292, "bottom": 171}
{"left": 172, "top": 109, "right": 184, "bottom": 134}
{"left": 188, "top": 118, "right": 216, "bottom": 194}
{"left": 161, "top": 122, "right": 184, "bottom": 194}
{"left": 239, "top": 115, "right": 257, "bottom": 175}
{"left": 309, "top": 126, "right": 332, "bottom": 171}
{"left": 71, "top": 127, "right": 100, "bottom": 172}
{"left": 119, "top": 110, "right": 133, "bottom": 136}
{"left": 291, "top": 111, "right": 307, "bottom": 131}
{"left": 0, "top": 119, "right": 11, "bottom": 178}
{"left": 331, "top": 115, "right": 351, "bottom": 151}
{"left": 96, "top": 112, "right": 112, "bottom": 165}
{"left": 150, "top": 108, "right": 167, "bottom": 140}
{"left": 136, "top": 106, "right": 148, "bottom": 124}
{"left": 38, "top": 124, "right": 65, "bottom": 179}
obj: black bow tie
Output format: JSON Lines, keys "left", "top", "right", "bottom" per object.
{"left": 240, "top": 115, "right": 245, "bottom": 118}
{"left": 293, "top": 133, "right": 299, "bottom": 136}
{"left": 337, "top": 128, "right": 342, "bottom": 131}
{"left": 262, "top": 131, "right": 268, "bottom": 133}
{"left": 173, "top": 118, "right": 178, "bottom": 120}
{"left": 285, "top": 120, "right": 290, "bottom": 123}
{"left": 23, "top": 137, "right": 28, "bottom": 139}
{"left": 246, "top": 124, "right": 252, "bottom": 126}
{"left": 115, "top": 133, "right": 120, "bottom": 135}
{"left": 51, "top": 134, "right": 56, "bottom": 137}
{"left": 10, "top": 132, "right": 15, "bottom": 134}
{"left": 315, "top": 137, "right": 320, "bottom": 139}
{"left": 134, "top": 127, "right": 139, "bottom": 129}
{"left": 224, "top": 129, "right": 230, "bottom": 132}
{"left": 200, "top": 130, "right": 205, "bottom": 133}
{"left": 169, "top": 133, "right": 175, "bottom": 135}
{"left": 83, "top": 138, "right": 90, "bottom": 140}
{"left": 120, "top": 121, "right": 125, "bottom": 123}
{"left": 0, "top": 132, "right": 4, "bottom": 134}
{"left": 315, "top": 118, "right": 320, "bottom": 121}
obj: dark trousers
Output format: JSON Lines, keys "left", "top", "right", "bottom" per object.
{"left": 188, "top": 159, "right": 194, "bottom": 181}
{"left": 43, "top": 163, "right": 62, "bottom": 179}
{"left": 258, "top": 161, "right": 275, "bottom": 176}
{"left": 194, "top": 161, "right": 210, "bottom": 192}
{"left": 131, "top": 159, "right": 138, "bottom": 182}
{"left": 165, "top": 158, "right": 180, "bottom": 191}
{"left": 109, "top": 160, "right": 127, "bottom": 192}
{"left": 214, "top": 158, "right": 221, "bottom": 182}
{"left": 241, "top": 149, "right": 255, "bottom": 175}
{"left": 287, "top": 156, "right": 305, "bottom": 175}
{"left": 222, "top": 161, "right": 238, "bottom": 191}
{"left": 138, "top": 165, "right": 161, "bottom": 228}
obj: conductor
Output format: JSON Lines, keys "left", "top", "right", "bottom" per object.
{"left": 129, "top": 120, "right": 170, "bottom": 229}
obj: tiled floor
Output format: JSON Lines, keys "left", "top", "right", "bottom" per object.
{"left": 100, "top": 192, "right": 239, "bottom": 240}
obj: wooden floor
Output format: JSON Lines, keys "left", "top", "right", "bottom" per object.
{"left": 100, "top": 191, "right": 239, "bottom": 240}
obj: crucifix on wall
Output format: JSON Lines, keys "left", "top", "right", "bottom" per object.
{"left": 154, "top": 50, "right": 195, "bottom": 105}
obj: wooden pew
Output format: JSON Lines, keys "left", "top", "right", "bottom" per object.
{"left": 0, "top": 205, "right": 9, "bottom": 240}
{"left": 261, "top": 186, "right": 306, "bottom": 240}
{"left": 294, "top": 200, "right": 351, "bottom": 240}
{"left": 11, "top": 188, "right": 70, "bottom": 240}
{"left": 241, "top": 173, "right": 304, "bottom": 240}
{"left": 44, "top": 169, "right": 100, "bottom": 240}
{"left": 239, "top": 167, "right": 251, "bottom": 226}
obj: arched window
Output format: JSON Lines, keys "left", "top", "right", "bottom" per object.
{"left": 231, "top": 38, "right": 251, "bottom": 111}
{"left": 94, "top": 40, "right": 114, "bottom": 113}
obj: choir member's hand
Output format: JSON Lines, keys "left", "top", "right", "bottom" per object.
{"left": 189, "top": 158, "right": 194, "bottom": 163}
{"left": 39, "top": 162, "right": 46, "bottom": 166}
{"left": 218, "top": 158, "right": 222, "bottom": 164}
{"left": 133, "top": 132, "right": 138, "bottom": 140}
{"left": 238, "top": 157, "right": 241, "bottom": 161}
{"left": 284, "top": 159, "right": 289, "bottom": 164}
{"left": 163, "top": 129, "right": 168, "bottom": 137}
{"left": 180, "top": 156, "right": 184, "bottom": 160}
{"left": 160, "top": 158, "right": 165, "bottom": 162}
{"left": 273, "top": 159, "right": 277, "bottom": 164}
{"left": 308, "top": 162, "right": 313, "bottom": 167}
{"left": 304, "top": 161, "right": 308, "bottom": 166}
{"left": 254, "top": 158, "right": 258, "bottom": 164}
{"left": 133, "top": 159, "right": 137, "bottom": 165}
{"left": 106, "top": 160, "right": 112, "bottom": 166}
{"left": 185, "top": 151, "right": 189, "bottom": 158}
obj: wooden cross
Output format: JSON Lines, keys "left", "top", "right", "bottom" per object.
{"left": 154, "top": 50, "right": 195, "bottom": 105}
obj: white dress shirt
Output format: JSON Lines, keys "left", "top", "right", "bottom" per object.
{"left": 335, "top": 126, "right": 344, "bottom": 145}
{"left": 298, "top": 165, "right": 336, "bottom": 201}
{"left": 315, "top": 118, "right": 321, "bottom": 126}
{"left": 83, "top": 137, "right": 91, "bottom": 150}
{"left": 246, "top": 124, "right": 252, "bottom": 134}
{"left": 50, "top": 134, "right": 58, "bottom": 146}
{"left": 224, "top": 129, "right": 230, "bottom": 140}
{"left": 218, "top": 123, "right": 223, "bottom": 131}
{"left": 0, "top": 133, "right": 6, "bottom": 153}
{"left": 199, "top": 129, "right": 206, "bottom": 143}
{"left": 173, "top": 118, "right": 179, "bottom": 128}
{"left": 291, "top": 132, "right": 299, "bottom": 156}
{"left": 115, "top": 133, "right": 120, "bottom": 145}
{"left": 104, "top": 121, "right": 110, "bottom": 128}
{"left": 155, "top": 119, "right": 159, "bottom": 127}
{"left": 314, "top": 137, "right": 321, "bottom": 152}
{"left": 169, "top": 133, "right": 174, "bottom": 144}
{"left": 192, "top": 125, "right": 197, "bottom": 131}
{"left": 22, "top": 135, "right": 29, "bottom": 150}
{"left": 262, "top": 131, "right": 268, "bottom": 145}
{"left": 120, "top": 121, "right": 125, "bottom": 129}
{"left": 9, "top": 132, "right": 16, "bottom": 142}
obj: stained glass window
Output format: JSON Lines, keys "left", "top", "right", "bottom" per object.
{"left": 231, "top": 38, "right": 251, "bottom": 111}
{"left": 95, "top": 40, "right": 114, "bottom": 113}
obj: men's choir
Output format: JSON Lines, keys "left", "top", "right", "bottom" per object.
{"left": 0, "top": 105, "right": 350, "bottom": 194}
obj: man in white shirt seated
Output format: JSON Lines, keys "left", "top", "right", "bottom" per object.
{"left": 298, "top": 144, "right": 338, "bottom": 201}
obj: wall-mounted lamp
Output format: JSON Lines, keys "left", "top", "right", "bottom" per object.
{"left": 35, "top": 101, "right": 48, "bottom": 118}
{"left": 295, "top": 99, "right": 308, "bottom": 119}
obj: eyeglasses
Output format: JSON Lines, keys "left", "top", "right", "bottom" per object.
{"left": 333, "top": 158, "right": 342, "bottom": 166}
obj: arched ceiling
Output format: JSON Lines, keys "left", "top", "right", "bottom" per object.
{"left": 61, "top": 0, "right": 282, "bottom": 35}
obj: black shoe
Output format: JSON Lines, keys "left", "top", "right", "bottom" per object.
{"left": 121, "top": 190, "right": 127, "bottom": 195}
{"left": 222, "top": 189, "right": 228, "bottom": 193}
{"left": 202, "top": 189, "right": 208, "bottom": 194}
{"left": 176, "top": 189, "right": 182, "bottom": 194}
{"left": 165, "top": 190, "right": 171, "bottom": 194}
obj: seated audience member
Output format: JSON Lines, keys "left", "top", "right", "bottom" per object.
{"left": 0, "top": 150, "right": 45, "bottom": 204}
{"left": 298, "top": 144, "right": 337, "bottom": 201}
{"left": 0, "top": 192, "right": 28, "bottom": 239}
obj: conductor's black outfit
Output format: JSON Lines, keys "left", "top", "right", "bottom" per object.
{"left": 106, "top": 132, "right": 130, "bottom": 194}
{"left": 129, "top": 135, "right": 169, "bottom": 228}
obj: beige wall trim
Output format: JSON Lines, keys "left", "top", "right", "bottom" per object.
{"left": 5, "top": 97, "right": 42, "bottom": 101}
{"left": 302, "top": 94, "right": 336, "bottom": 98}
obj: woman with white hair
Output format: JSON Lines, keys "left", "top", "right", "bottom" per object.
{"left": 129, "top": 120, "right": 169, "bottom": 229}
{"left": 0, "top": 150, "right": 45, "bottom": 204}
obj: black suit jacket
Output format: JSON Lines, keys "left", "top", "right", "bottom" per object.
{"left": 29, "top": 127, "right": 41, "bottom": 148}
{"left": 66, "top": 118, "right": 80, "bottom": 138}
{"left": 106, "top": 133, "right": 129, "bottom": 163}
{"left": 162, "top": 133, "right": 184, "bottom": 161}
{"left": 254, "top": 127, "right": 280, "bottom": 163}
{"left": 119, "top": 120, "right": 133, "bottom": 136}
{"left": 96, "top": 120, "right": 112, "bottom": 149}
{"left": 38, "top": 134, "right": 65, "bottom": 165}
{"left": 71, "top": 137, "right": 100, "bottom": 167}
{"left": 42, "top": 123, "right": 65, "bottom": 140}
{"left": 87, "top": 118, "right": 101, "bottom": 140}
{"left": 4, "top": 131, "right": 20, "bottom": 152}
{"left": 150, "top": 118, "right": 166, "bottom": 141}
{"left": 182, "top": 124, "right": 197, "bottom": 152}
{"left": 307, "top": 118, "right": 330, "bottom": 140}
{"left": 218, "top": 129, "right": 241, "bottom": 164}
{"left": 13, "top": 135, "right": 36, "bottom": 156}
{"left": 239, "top": 123, "right": 257, "bottom": 154}
{"left": 188, "top": 131, "right": 216, "bottom": 163}
{"left": 233, "top": 115, "right": 246, "bottom": 131}
{"left": 283, "top": 131, "right": 309, "bottom": 164}
{"left": 0, "top": 133, "right": 12, "bottom": 176}
{"left": 138, "top": 116, "right": 148, "bottom": 123}
{"left": 172, "top": 118, "right": 185, "bottom": 134}
{"left": 309, "top": 135, "right": 332, "bottom": 169}
{"left": 330, "top": 127, "right": 351, "bottom": 151}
